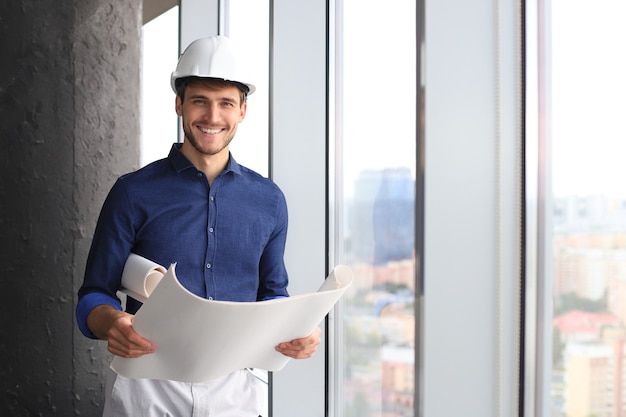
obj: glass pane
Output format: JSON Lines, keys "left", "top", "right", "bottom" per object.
{"left": 550, "top": 1, "right": 626, "bottom": 417}
{"left": 338, "top": 1, "right": 417, "bottom": 416}
{"left": 141, "top": 6, "right": 179, "bottom": 166}
{"left": 226, "top": 0, "right": 270, "bottom": 177}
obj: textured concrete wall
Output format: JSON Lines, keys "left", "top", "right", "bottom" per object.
{"left": 0, "top": 0, "right": 142, "bottom": 415}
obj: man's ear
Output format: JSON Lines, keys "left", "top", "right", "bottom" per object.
{"left": 239, "top": 101, "right": 247, "bottom": 122}
{"left": 175, "top": 96, "right": 183, "bottom": 116}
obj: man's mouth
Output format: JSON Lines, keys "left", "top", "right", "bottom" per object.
{"left": 199, "top": 127, "right": 223, "bottom": 134}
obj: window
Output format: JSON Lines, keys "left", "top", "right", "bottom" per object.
{"left": 336, "top": 1, "right": 417, "bottom": 416}
{"left": 141, "top": 6, "right": 179, "bottom": 166}
{"left": 545, "top": 1, "right": 626, "bottom": 417}
{"left": 226, "top": 0, "right": 270, "bottom": 177}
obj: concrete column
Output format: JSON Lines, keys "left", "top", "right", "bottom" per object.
{"left": 0, "top": 0, "right": 142, "bottom": 415}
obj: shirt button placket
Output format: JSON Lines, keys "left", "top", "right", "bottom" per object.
{"left": 206, "top": 192, "right": 216, "bottom": 299}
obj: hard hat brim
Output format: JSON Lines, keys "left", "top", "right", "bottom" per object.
{"left": 170, "top": 74, "right": 256, "bottom": 96}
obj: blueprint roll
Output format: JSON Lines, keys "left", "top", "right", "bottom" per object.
{"left": 120, "top": 253, "right": 167, "bottom": 303}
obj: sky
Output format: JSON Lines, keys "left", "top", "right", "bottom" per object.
{"left": 551, "top": 0, "right": 626, "bottom": 198}
{"left": 141, "top": 7, "right": 179, "bottom": 167}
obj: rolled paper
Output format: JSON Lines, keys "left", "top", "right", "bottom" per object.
{"left": 120, "top": 253, "right": 167, "bottom": 302}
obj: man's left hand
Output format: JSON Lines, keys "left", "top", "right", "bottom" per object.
{"left": 275, "top": 326, "right": 321, "bottom": 359}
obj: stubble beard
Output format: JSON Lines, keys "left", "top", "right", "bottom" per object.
{"left": 183, "top": 123, "right": 234, "bottom": 156}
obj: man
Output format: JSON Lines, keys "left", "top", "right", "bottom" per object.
{"left": 76, "top": 36, "right": 321, "bottom": 417}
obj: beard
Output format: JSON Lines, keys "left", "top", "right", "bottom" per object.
{"left": 182, "top": 122, "right": 235, "bottom": 156}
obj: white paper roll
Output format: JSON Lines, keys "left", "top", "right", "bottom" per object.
{"left": 120, "top": 253, "right": 167, "bottom": 302}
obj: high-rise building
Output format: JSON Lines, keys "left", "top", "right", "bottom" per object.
{"left": 350, "top": 168, "right": 415, "bottom": 268}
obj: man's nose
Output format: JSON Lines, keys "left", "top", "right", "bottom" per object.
{"left": 201, "top": 104, "right": 221, "bottom": 122}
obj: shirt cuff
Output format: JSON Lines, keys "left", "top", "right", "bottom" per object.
{"left": 75, "top": 292, "right": 122, "bottom": 339}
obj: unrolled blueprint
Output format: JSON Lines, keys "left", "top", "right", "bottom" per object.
{"left": 111, "top": 254, "right": 352, "bottom": 382}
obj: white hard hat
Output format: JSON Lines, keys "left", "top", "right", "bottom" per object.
{"left": 170, "top": 36, "right": 256, "bottom": 95}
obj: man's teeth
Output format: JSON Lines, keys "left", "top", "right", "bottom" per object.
{"left": 200, "top": 127, "right": 222, "bottom": 134}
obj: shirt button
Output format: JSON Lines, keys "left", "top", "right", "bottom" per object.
{"left": 197, "top": 172, "right": 202, "bottom": 178}
{"left": 208, "top": 296, "right": 214, "bottom": 301}
{"left": 210, "top": 196, "right": 214, "bottom": 201}
{"left": 209, "top": 227, "right": 214, "bottom": 233}
{"left": 206, "top": 263, "right": 211, "bottom": 269}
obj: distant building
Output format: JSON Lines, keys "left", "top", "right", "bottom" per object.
{"left": 553, "top": 310, "right": 621, "bottom": 344}
{"left": 609, "top": 278, "right": 626, "bottom": 325}
{"left": 563, "top": 343, "right": 614, "bottom": 417}
{"left": 554, "top": 311, "right": 626, "bottom": 417}
{"left": 553, "top": 235, "right": 626, "bottom": 303}
{"left": 381, "top": 346, "right": 414, "bottom": 416}
{"left": 350, "top": 168, "right": 414, "bottom": 267}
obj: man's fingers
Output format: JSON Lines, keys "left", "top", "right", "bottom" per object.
{"left": 107, "top": 315, "right": 155, "bottom": 358}
{"left": 107, "top": 333, "right": 155, "bottom": 358}
{"left": 275, "top": 342, "right": 318, "bottom": 359}
{"left": 275, "top": 326, "right": 322, "bottom": 359}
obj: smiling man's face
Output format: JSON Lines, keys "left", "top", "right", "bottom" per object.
{"left": 176, "top": 79, "right": 247, "bottom": 158}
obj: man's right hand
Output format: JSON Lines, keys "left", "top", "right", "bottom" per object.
{"left": 86, "top": 304, "right": 156, "bottom": 358}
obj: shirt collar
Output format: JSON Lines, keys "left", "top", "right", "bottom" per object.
{"left": 167, "top": 143, "right": 243, "bottom": 176}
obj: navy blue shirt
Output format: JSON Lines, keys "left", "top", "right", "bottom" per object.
{"left": 76, "top": 144, "right": 289, "bottom": 338}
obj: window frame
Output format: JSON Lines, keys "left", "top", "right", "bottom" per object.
{"left": 523, "top": 0, "right": 553, "bottom": 416}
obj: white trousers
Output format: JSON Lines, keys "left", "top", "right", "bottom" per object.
{"left": 102, "top": 368, "right": 265, "bottom": 417}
